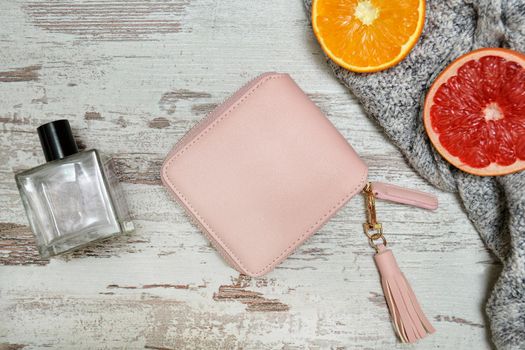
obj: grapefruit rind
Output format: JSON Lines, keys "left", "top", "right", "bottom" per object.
{"left": 423, "top": 48, "right": 525, "bottom": 177}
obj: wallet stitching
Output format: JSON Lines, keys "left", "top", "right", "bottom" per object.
{"left": 171, "top": 74, "right": 284, "bottom": 158}
{"left": 163, "top": 74, "right": 367, "bottom": 275}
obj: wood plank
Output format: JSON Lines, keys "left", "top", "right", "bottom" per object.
{"left": 0, "top": 0, "right": 495, "bottom": 349}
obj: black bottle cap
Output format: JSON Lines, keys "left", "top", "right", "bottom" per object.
{"left": 37, "top": 119, "right": 79, "bottom": 162}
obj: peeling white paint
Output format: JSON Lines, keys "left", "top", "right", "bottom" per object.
{"left": 0, "top": 0, "right": 495, "bottom": 349}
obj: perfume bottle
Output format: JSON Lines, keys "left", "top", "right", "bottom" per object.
{"left": 15, "top": 119, "right": 134, "bottom": 258}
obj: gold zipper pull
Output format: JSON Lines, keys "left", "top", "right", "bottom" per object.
{"left": 362, "top": 182, "right": 436, "bottom": 342}
{"left": 363, "top": 182, "right": 386, "bottom": 251}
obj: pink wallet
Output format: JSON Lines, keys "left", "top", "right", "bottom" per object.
{"left": 161, "top": 72, "right": 368, "bottom": 276}
{"left": 161, "top": 72, "right": 438, "bottom": 342}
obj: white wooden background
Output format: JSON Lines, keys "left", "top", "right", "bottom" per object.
{"left": 0, "top": 1, "right": 499, "bottom": 349}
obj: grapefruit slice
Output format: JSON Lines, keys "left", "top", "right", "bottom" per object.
{"left": 312, "top": 0, "right": 426, "bottom": 73}
{"left": 424, "top": 48, "right": 525, "bottom": 176}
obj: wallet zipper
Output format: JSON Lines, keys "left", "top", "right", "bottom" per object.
{"left": 163, "top": 72, "right": 283, "bottom": 275}
{"left": 367, "top": 182, "right": 438, "bottom": 210}
{"left": 176, "top": 198, "right": 245, "bottom": 273}
{"left": 167, "top": 72, "right": 281, "bottom": 159}
{"left": 360, "top": 182, "right": 437, "bottom": 249}
{"left": 362, "top": 183, "right": 436, "bottom": 342}
{"left": 164, "top": 72, "right": 438, "bottom": 274}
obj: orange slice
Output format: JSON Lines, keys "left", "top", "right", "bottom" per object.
{"left": 312, "top": 0, "right": 426, "bottom": 72}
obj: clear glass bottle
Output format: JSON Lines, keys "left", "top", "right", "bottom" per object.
{"left": 15, "top": 119, "right": 134, "bottom": 258}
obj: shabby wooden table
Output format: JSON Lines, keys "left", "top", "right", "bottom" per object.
{"left": 0, "top": 1, "right": 498, "bottom": 349}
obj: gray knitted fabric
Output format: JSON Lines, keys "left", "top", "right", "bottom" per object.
{"left": 304, "top": 0, "right": 525, "bottom": 349}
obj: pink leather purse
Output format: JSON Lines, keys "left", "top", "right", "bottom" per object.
{"left": 161, "top": 72, "right": 367, "bottom": 277}
{"left": 161, "top": 72, "right": 436, "bottom": 342}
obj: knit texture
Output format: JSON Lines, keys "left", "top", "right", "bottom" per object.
{"left": 304, "top": 0, "right": 525, "bottom": 349}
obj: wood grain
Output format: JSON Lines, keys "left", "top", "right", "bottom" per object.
{"left": 0, "top": 65, "right": 40, "bottom": 83}
{"left": 213, "top": 274, "right": 290, "bottom": 312}
{"left": 23, "top": 0, "right": 190, "bottom": 41}
{"left": 0, "top": 344, "right": 27, "bottom": 350}
{"left": 0, "top": 0, "right": 496, "bottom": 349}
{"left": 0, "top": 223, "right": 49, "bottom": 266}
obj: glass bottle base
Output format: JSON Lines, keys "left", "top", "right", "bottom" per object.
{"left": 38, "top": 220, "right": 135, "bottom": 258}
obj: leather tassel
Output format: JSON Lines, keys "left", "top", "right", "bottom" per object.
{"left": 374, "top": 244, "right": 435, "bottom": 343}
